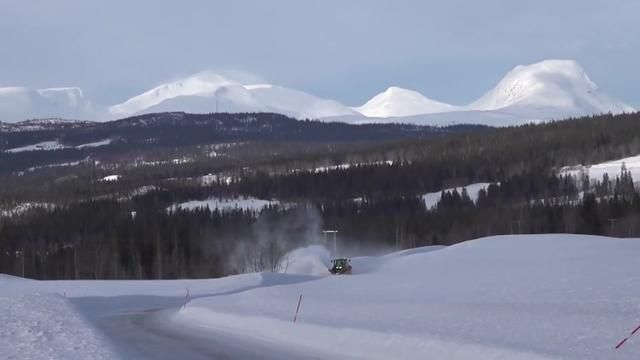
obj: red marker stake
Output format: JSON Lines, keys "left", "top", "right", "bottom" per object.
{"left": 293, "top": 294, "right": 303, "bottom": 323}
{"left": 615, "top": 324, "right": 640, "bottom": 349}
{"left": 183, "top": 288, "right": 190, "bottom": 309}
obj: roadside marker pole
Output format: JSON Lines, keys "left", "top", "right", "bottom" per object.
{"left": 615, "top": 324, "right": 640, "bottom": 349}
{"left": 183, "top": 288, "right": 190, "bottom": 309}
{"left": 293, "top": 294, "right": 303, "bottom": 323}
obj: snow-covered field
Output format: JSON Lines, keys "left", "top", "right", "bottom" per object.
{"left": 3, "top": 234, "right": 640, "bottom": 359}
{"left": 422, "top": 182, "right": 493, "bottom": 208}
{"left": 4, "top": 138, "right": 112, "bottom": 153}
{"left": 5, "top": 140, "right": 67, "bottom": 153}
{"left": 101, "top": 174, "right": 121, "bottom": 182}
{"left": 168, "top": 196, "right": 281, "bottom": 213}
{"left": 0, "top": 202, "right": 56, "bottom": 218}
{"left": 560, "top": 154, "right": 640, "bottom": 184}
{"left": 76, "top": 138, "right": 112, "bottom": 149}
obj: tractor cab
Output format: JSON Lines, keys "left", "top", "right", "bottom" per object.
{"left": 329, "top": 257, "right": 352, "bottom": 275}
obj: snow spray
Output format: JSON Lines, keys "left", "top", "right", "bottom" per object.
{"left": 615, "top": 324, "right": 640, "bottom": 349}
{"left": 293, "top": 294, "right": 303, "bottom": 323}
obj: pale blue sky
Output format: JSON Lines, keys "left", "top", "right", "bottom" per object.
{"left": 1, "top": 0, "right": 638, "bottom": 107}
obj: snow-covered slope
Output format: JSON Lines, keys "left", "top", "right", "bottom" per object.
{"left": 0, "top": 87, "right": 94, "bottom": 122}
{"left": 469, "top": 59, "right": 634, "bottom": 120}
{"left": 560, "top": 153, "right": 640, "bottom": 185}
{"left": 176, "top": 234, "right": 640, "bottom": 359}
{"left": 355, "top": 86, "right": 457, "bottom": 117}
{"left": 0, "top": 275, "right": 118, "bottom": 360}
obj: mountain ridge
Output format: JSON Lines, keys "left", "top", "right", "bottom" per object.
{"left": 0, "top": 60, "right": 634, "bottom": 125}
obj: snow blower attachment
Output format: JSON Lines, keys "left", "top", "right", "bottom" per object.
{"left": 329, "top": 257, "right": 352, "bottom": 275}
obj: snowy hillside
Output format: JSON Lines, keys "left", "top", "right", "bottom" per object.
{"left": 4, "top": 234, "right": 640, "bottom": 359}
{"left": 560, "top": 153, "right": 640, "bottom": 185}
{"left": 422, "top": 182, "right": 493, "bottom": 208}
{"left": 167, "top": 196, "right": 281, "bottom": 213}
{"left": 354, "top": 86, "right": 457, "bottom": 117}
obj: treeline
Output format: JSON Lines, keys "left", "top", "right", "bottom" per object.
{"left": 1, "top": 168, "right": 638, "bottom": 280}
{"left": 0, "top": 200, "right": 319, "bottom": 280}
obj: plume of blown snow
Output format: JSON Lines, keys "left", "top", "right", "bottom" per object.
{"left": 278, "top": 245, "right": 332, "bottom": 276}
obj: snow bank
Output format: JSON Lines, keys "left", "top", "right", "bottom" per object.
{"left": 0, "top": 277, "right": 118, "bottom": 360}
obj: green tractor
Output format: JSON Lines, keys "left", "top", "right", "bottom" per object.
{"left": 329, "top": 257, "right": 352, "bottom": 275}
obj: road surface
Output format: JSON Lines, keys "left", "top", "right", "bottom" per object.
{"left": 71, "top": 296, "right": 327, "bottom": 359}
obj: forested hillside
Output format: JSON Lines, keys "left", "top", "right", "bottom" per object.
{"left": 2, "top": 111, "right": 640, "bottom": 280}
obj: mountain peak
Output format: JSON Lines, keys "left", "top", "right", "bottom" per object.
{"left": 108, "top": 72, "right": 358, "bottom": 119}
{"left": 108, "top": 72, "right": 244, "bottom": 117}
{"left": 470, "top": 59, "right": 634, "bottom": 116}
{"left": 355, "top": 86, "right": 456, "bottom": 118}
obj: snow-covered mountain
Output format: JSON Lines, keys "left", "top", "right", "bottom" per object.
{"left": 245, "top": 84, "right": 359, "bottom": 119}
{"left": 109, "top": 72, "right": 357, "bottom": 120}
{"left": 348, "top": 59, "right": 634, "bottom": 126}
{"left": 354, "top": 86, "right": 457, "bottom": 117}
{"left": 468, "top": 59, "right": 634, "bottom": 119}
{"left": 109, "top": 72, "right": 268, "bottom": 117}
{"left": 0, "top": 60, "right": 635, "bottom": 125}
{"left": 0, "top": 87, "right": 94, "bottom": 123}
